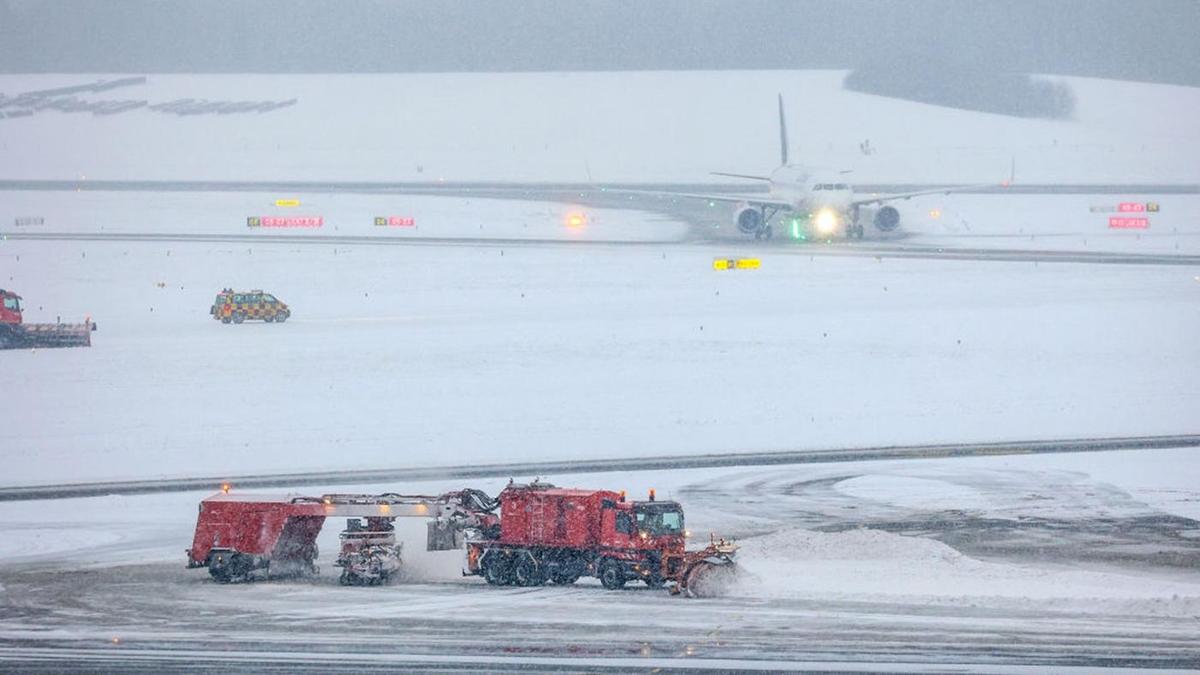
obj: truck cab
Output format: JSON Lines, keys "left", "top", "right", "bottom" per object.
{"left": 1, "top": 290, "right": 23, "bottom": 325}
{"left": 598, "top": 495, "right": 688, "bottom": 588}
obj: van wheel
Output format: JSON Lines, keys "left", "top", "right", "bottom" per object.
{"left": 221, "top": 317, "right": 231, "bottom": 324}
{"left": 232, "top": 312, "right": 245, "bottom": 324}
{"left": 275, "top": 311, "right": 288, "bottom": 323}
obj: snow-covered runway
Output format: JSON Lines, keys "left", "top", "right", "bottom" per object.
{"left": 1, "top": 449, "right": 1197, "bottom": 670}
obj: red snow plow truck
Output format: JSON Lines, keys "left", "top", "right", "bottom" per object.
{"left": 188, "top": 480, "right": 737, "bottom": 595}
{"left": 0, "top": 289, "right": 95, "bottom": 349}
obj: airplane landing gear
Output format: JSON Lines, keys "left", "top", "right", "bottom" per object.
{"left": 754, "top": 206, "right": 779, "bottom": 241}
{"left": 849, "top": 207, "right": 865, "bottom": 240}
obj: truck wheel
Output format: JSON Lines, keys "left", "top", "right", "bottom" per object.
{"left": 208, "top": 552, "right": 233, "bottom": 583}
{"left": 209, "top": 551, "right": 250, "bottom": 583}
{"left": 513, "top": 553, "right": 545, "bottom": 587}
{"left": 643, "top": 576, "right": 666, "bottom": 589}
{"left": 549, "top": 568, "right": 580, "bottom": 585}
{"left": 599, "top": 559, "right": 626, "bottom": 590}
{"left": 482, "top": 552, "right": 513, "bottom": 586}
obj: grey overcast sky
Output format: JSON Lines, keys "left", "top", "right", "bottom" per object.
{"left": 1, "top": 0, "right": 1197, "bottom": 86}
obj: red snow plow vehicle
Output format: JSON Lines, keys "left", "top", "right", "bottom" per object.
{"left": 187, "top": 481, "right": 737, "bottom": 595}
{"left": 466, "top": 481, "right": 737, "bottom": 594}
{"left": 0, "top": 289, "right": 95, "bottom": 349}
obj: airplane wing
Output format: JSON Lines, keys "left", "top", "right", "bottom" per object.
{"left": 611, "top": 188, "right": 794, "bottom": 211}
{"left": 850, "top": 182, "right": 1005, "bottom": 207}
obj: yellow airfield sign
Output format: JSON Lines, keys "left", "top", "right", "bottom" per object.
{"left": 274, "top": 199, "right": 301, "bottom": 208}
{"left": 713, "top": 257, "right": 761, "bottom": 270}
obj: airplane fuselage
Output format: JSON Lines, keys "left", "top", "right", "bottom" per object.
{"left": 767, "top": 165, "right": 856, "bottom": 237}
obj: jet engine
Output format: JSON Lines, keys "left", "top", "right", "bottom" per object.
{"left": 874, "top": 205, "right": 900, "bottom": 231}
{"left": 734, "top": 204, "right": 763, "bottom": 235}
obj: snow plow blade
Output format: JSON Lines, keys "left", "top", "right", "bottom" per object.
{"left": 0, "top": 321, "right": 95, "bottom": 349}
{"left": 673, "top": 537, "right": 739, "bottom": 598}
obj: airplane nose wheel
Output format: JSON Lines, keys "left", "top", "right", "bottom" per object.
{"left": 755, "top": 226, "right": 773, "bottom": 241}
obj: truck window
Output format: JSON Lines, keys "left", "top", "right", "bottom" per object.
{"left": 615, "top": 512, "right": 633, "bottom": 534}
{"left": 635, "top": 508, "right": 684, "bottom": 535}
{"left": 3, "top": 296, "right": 18, "bottom": 311}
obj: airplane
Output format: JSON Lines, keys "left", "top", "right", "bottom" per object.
{"left": 635, "top": 95, "right": 1005, "bottom": 241}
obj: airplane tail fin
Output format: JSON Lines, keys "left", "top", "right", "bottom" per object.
{"left": 778, "top": 94, "right": 789, "bottom": 167}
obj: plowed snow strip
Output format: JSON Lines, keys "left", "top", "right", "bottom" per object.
{"left": 1, "top": 434, "right": 1197, "bottom": 501}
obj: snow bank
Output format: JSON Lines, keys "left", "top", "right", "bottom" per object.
{"left": 733, "top": 527, "right": 1200, "bottom": 615}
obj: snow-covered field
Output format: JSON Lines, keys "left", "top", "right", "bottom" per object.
{"left": 2, "top": 209, "right": 1197, "bottom": 486}
{"left": 1, "top": 71, "right": 1198, "bottom": 184}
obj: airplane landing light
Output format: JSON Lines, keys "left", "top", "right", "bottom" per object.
{"left": 814, "top": 208, "right": 838, "bottom": 235}
{"left": 566, "top": 213, "right": 586, "bottom": 228}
